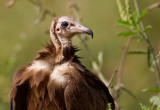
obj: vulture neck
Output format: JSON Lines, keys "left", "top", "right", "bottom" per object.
{"left": 58, "top": 35, "right": 72, "bottom": 48}
{"left": 50, "top": 32, "right": 76, "bottom": 63}
{"left": 50, "top": 31, "right": 72, "bottom": 56}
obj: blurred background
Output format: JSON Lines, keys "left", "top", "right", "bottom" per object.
{"left": 0, "top": 0, "right": 160, "bottom": 109}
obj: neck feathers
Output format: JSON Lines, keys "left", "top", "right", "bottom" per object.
{"left": 36, "top": 41, "right": 80, "bottom": 64}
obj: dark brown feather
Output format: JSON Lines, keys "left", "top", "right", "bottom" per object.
{"left": 10, "top": 41, "right": 115, "bottom": 110}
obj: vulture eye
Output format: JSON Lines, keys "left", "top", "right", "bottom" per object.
{"left": 61, "top": 21, "right": 69, "bottom": 28}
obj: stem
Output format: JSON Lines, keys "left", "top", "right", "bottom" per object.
{"left": 147, "top": 2, "right": 160, "bottom": 11}
{"left": 115, "top": 36, "right": 133, "bottom": 110}
{"left": 117, "top": 37, "right": 133, "bottom": 88}
{"left": 134, "top": 0, "right": 160, "bottom": 87}
{"left": 108, "top": 70, "right": 117, "bottom": 88}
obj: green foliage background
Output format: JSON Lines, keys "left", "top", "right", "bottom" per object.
{"left": 0, "top": 0, "right": 160, "bottom": 110}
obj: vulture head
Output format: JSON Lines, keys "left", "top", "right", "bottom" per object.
{"left": 50, "top": 16, "right": 93, "bottom": 45}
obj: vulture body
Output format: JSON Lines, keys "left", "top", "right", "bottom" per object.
{"left": 10, "top": 16, "right": 115, "bottom": 110}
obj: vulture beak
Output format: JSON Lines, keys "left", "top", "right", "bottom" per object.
{"left": 72, "top": 22, "right": 93, "bottom": 38}
{"left": 84, "top": 28, "right": 93, "bottom": 39}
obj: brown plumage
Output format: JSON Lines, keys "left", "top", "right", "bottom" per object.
{"left": 10, "top": 16, "right": 115, "bottom": 110}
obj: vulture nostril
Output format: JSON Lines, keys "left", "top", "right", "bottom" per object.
{"left": 56, "top": 28, "right": 60, "bottom": 31}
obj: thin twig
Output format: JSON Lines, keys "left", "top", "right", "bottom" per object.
{"left": 117, "top": 36, "right": 133, "bottom": 90}
{"left": 5, "top": 0, "right": 16, "bottom": 8}
{"left": 27, "top": 0, "right": 56, "bottom": 24}
{"left": 97, "top": 71, "right": 109, "bottom": 86}
{"left": 35, "top": 9, "right": 56, "bottom": 24}
{"left": 67, "top": 0, "right": 95, "bottom": 63}
{"left": 67, "top": 0, "right": 89, "bottom": 50}
{"left": 134, "top": 0, "right": 160, "bottom": 87}
{"left": 108, "top": 70, "right": 117, "bottom": 88}
{"left": 121, "top": 87, "right": 137, "bottom": 100}
{"left": 115, "top": 36, "right": 133, "bottom": 110}
{"left": 147, "top": 2, "right": 160, "bottom": 11}
{"left": 28, "top": 0, "right": 42, "bottom": 7}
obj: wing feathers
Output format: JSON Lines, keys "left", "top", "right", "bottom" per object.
{"left": 10, "top": 61, "right": 52, "bottom": 110}
{"left": 72, "top": 62, "right": 115, "bottom": 109}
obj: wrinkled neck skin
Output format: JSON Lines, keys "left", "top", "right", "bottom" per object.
{"left": 57, "top": 35, "right": 72, "bottom": 48}
{"left": 50, "top": 29, "right": 72, "bottom": 53}
{"left": 50, "top": 33, "right": 73, "bottom": 63}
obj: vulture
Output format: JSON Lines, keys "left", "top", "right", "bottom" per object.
{"left": 10, "top": 16, "right": 115, "bottom": 110}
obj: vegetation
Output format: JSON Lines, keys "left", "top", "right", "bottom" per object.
{"left": 0, "top": 0, "right": 160, "bottom": 109}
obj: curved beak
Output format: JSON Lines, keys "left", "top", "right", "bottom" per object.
{"left": 71, "top": 22, "right": 93, "bottom": 38}
{"left": 84, "top": 28, "right": 93, "bottom": 38}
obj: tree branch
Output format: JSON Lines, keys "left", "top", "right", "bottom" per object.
{"left": 115, "top": 36, "right": 133, "bottom": 110}
{"left": 134, "top": 0, "right": 160, "bottom": 87}
{"left": 147, "top": 2, "right": 160, "bottom": 11}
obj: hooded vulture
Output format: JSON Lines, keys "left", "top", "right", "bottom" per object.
{"left": 10, "top": 16, "right": 115, "bottom": 110}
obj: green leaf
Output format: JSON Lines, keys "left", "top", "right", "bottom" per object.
{"left": 117, "top": 20, "right": 133, "bottom": 27}
{"left": 148, "top": 101, "right": 154, "bottom": 110}
{"left": 150, "top": 96, "right": 160, "bottom": 107}
{"left": 138, "top": 9, "right": 148, "bottom": 23}
{"left": 140, "top": 103, "right": 148, "bottom": 110}
{"left": 131, "top": 10, "right": 148, "bottom": 24}
{"left": 143, "top": 88, "right": 160, "bottom": 93}
{"left": 140, "top": 102, "right": 154, "bottom": 110}
{"left": 132, "top": 11, "right": 139, "bottom": 24}
{"left": 147, "top": 47, "right": 155, "bottom": 72}
{"left": 128, "top": 50, "right": 147, "bottom": 55}
{"left": 144, "top": 25, "right": 152, "bottom": 32}
{"left": 107, "top": 103, "right": 112, "bottom": 110}
{"left": 118, "top": 31, "right": 136, "bottom": 37}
